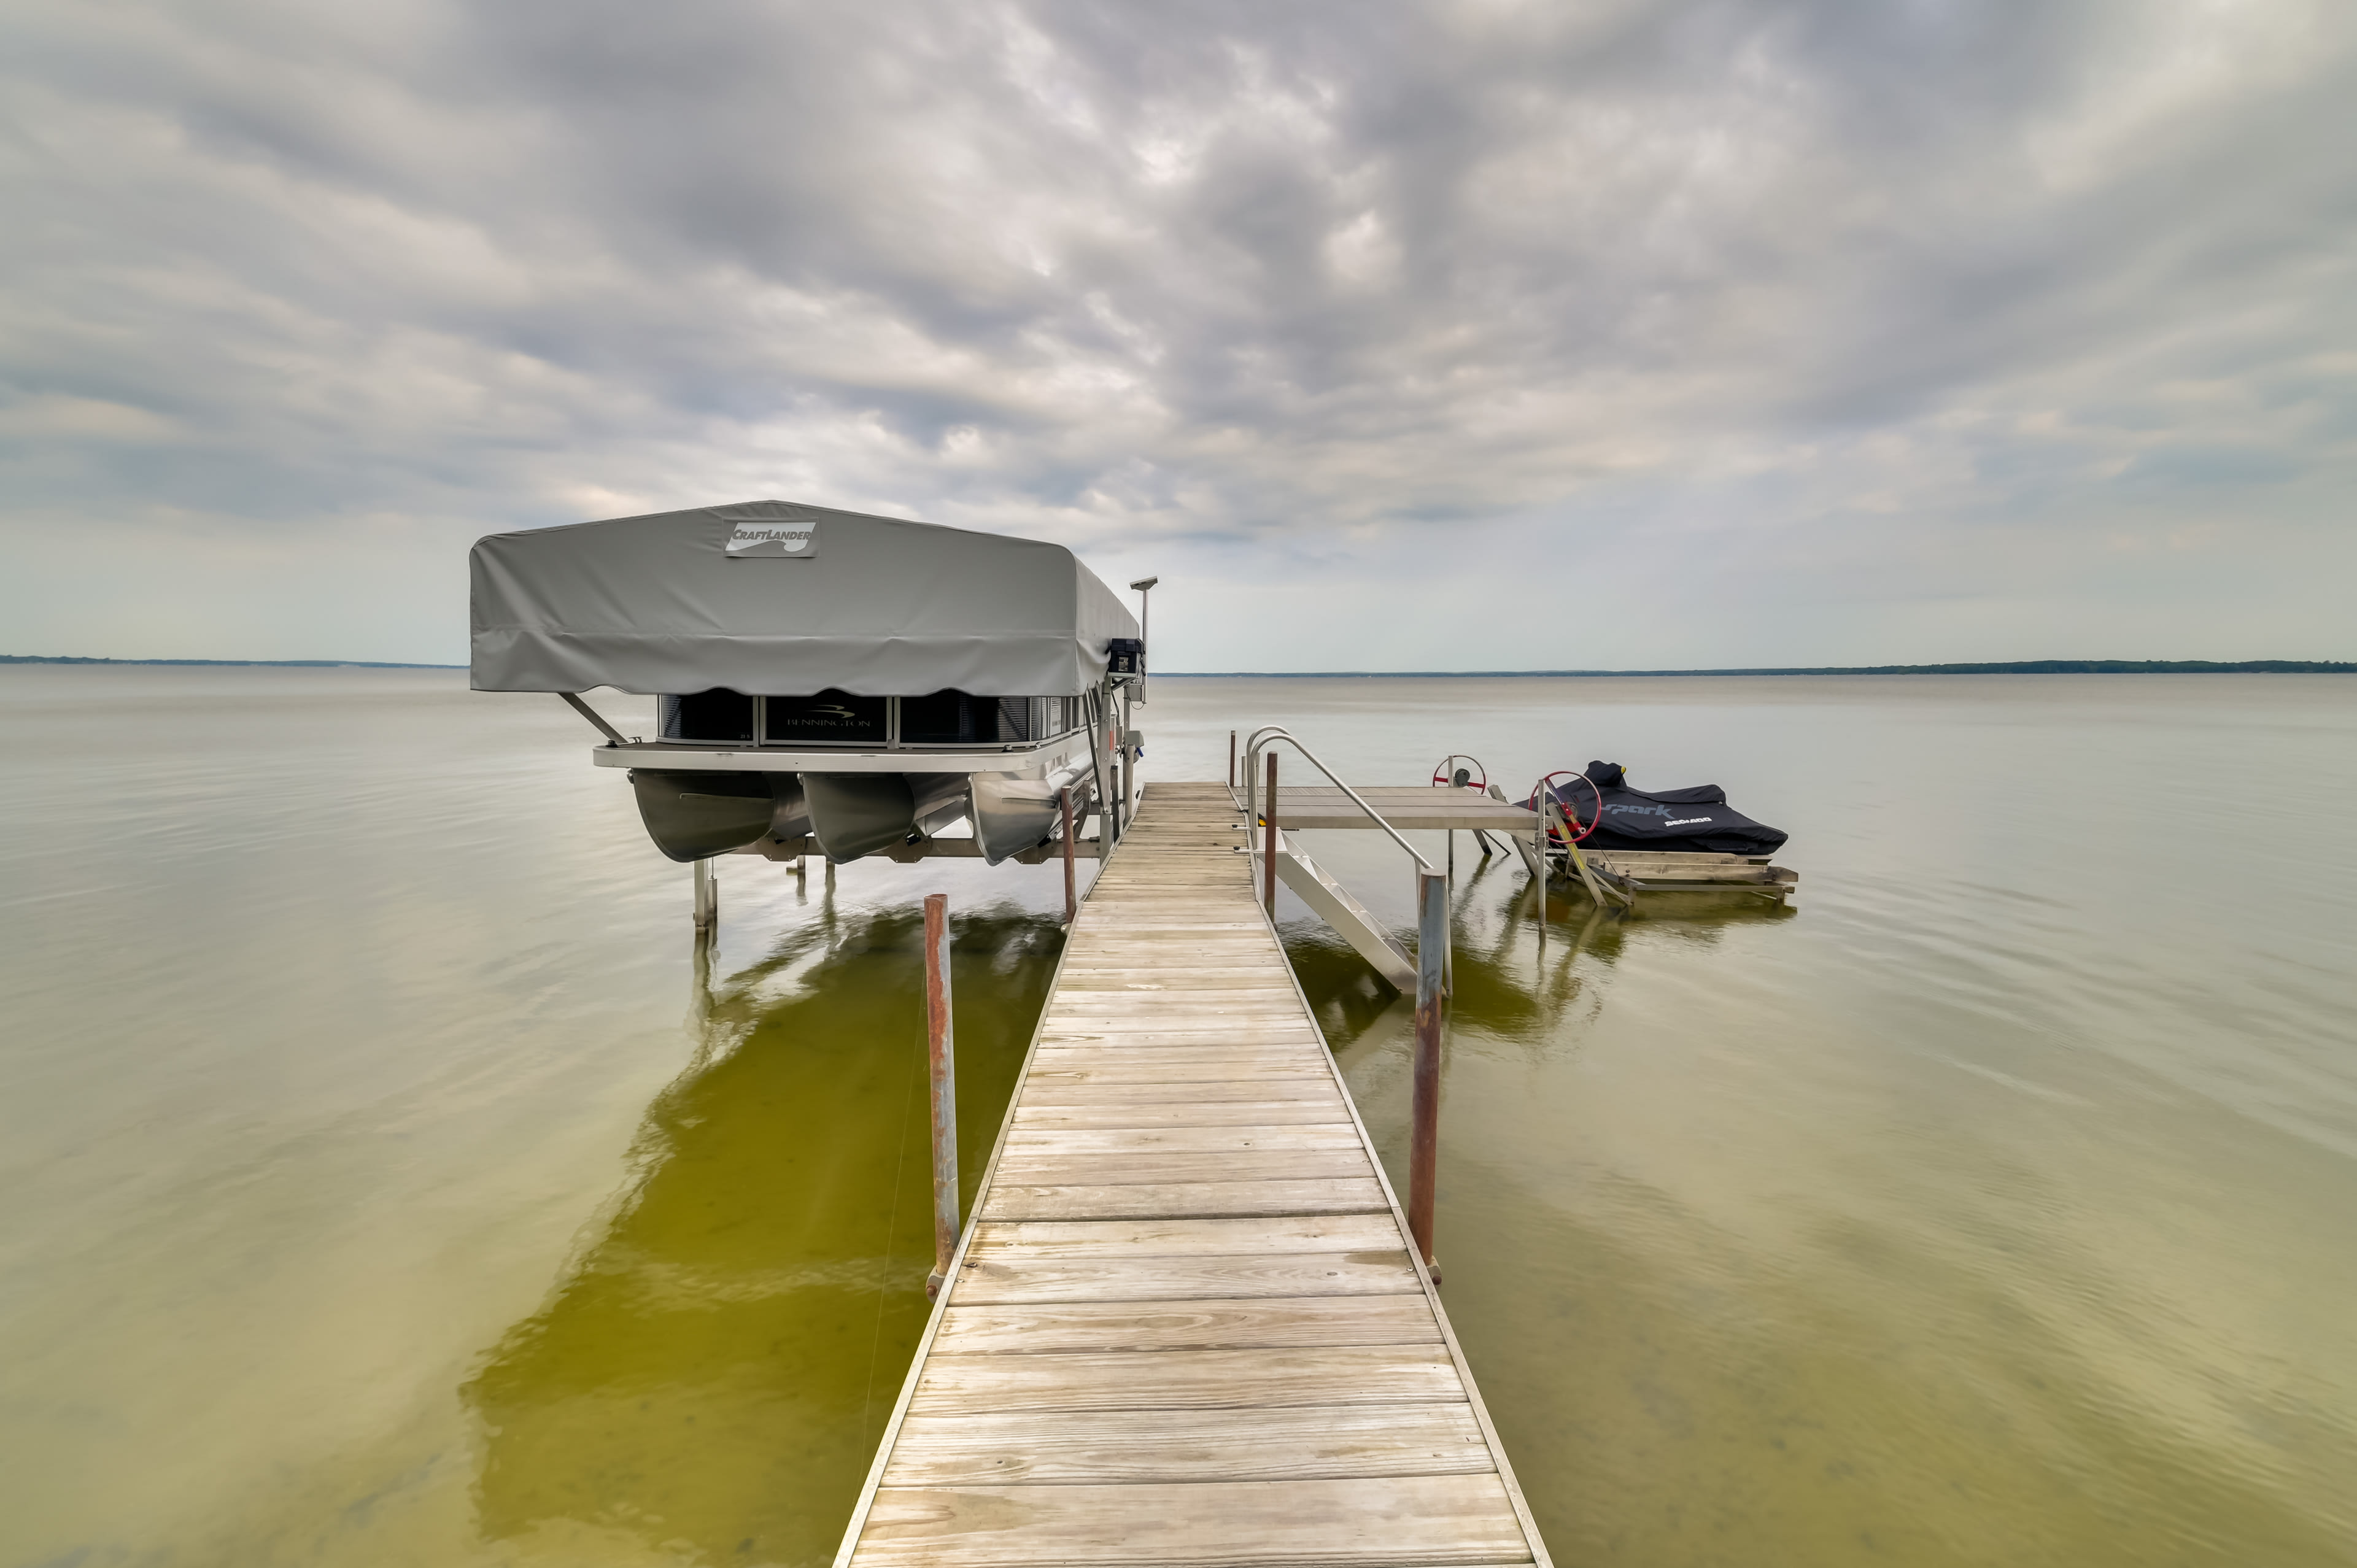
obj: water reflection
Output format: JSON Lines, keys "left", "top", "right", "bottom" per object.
{"left": 463, "top": 903, "right": 1057, "bottom": 1566}
{"left": 1286, "top": 861, "right": 1796, "bottom": 1058}
{"left": 1279, "top": 830, "right": 2355, "bottom": 1568}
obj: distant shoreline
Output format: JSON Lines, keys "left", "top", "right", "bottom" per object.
{"left": 5, "top": 655, "right": 2347, "bottom": 676}
{"left": 1, "top": 655, "right": 462, "bottom": 669}
{"left": 1156, "top": 660, "right": 2353, "bottom": 677}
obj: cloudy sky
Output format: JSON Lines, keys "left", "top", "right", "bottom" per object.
{"left": 3, "top": 0, "right": 2350, "bottom": 668}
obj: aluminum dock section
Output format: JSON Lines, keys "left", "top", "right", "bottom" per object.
{"left": 835, "top": 781, "right": 1551, "bottom": 1568}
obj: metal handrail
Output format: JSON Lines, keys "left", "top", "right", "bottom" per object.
{"left": 1241, "top": 725, "right": 1452, "bottom": 1273}
{"left": 1240, "top": 725, "right": 1438, "bottom": 876}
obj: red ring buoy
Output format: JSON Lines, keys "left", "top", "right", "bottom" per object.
{"left": 1430, "top": 754, "right": 1488, "bottom": 790}
{"left": 1532, "top": 770, "right": 1603, "bottom": 843}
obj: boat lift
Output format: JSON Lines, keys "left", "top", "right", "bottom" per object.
{"left": 472, "top": 499, "right": 1148, "bottom": 884}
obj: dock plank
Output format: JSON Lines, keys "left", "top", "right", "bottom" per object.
{"left": 1022, "top": 1061, "right": 1334, "bottom": 1086}
{"left": 932, "top": 1295, "right": 1441, "bottom": 1354}
{"left": 1027, "top": 1045, "right": 1329, "bottom": 1067}
{"left": 904, "top": 1345, "right": 1466, "bottom": 1414}
{"left": 1054, "top": 973, "right": 1297, "bottom": 989}
{"left": 988, "top": 1148, "right": 1378, "bottom": 1188}
{"left": 967, "top": 1215, "right": 1404, "bottom": 1257}
{"left": 1004, "top": 1126, "right": 1369, "bottom": 1154}
{"left": 951, "top": 1249, "right": 1423, "bottom": 1303}
{"left": 1010, "top": 1101, "right": 1353, "bottom": 1129}
{"left": 1029, "top": 1033, "right": 1326, "bottom": 1053}
{"left": 1043, "top": 989, "right": 1315, "bottom": 1010}
{"left": 1017, "top": 1079, "right": 1342, "bottom": 1106}
{"left": 881, "top": 1404, "right": 1493, "bottom": 1486}
{"left": 854, "top": 1476, "right": 1534, "bottom": 1568}
{"left": 1034, "top": 1032, "right": 1330, "bottom": 1050}
{"left": 977, "top": 1179, "right": 1391, "bottom": 1221}
{"left": 836, "top": 782, "right": 1549, "bottom": 1568}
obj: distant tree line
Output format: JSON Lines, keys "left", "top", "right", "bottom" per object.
{"left": 1164, "top": 660, "right": 2355, "bottom": 676}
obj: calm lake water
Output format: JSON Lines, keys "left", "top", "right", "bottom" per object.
{"left": 3, "top": 666, "right": 2353, "bottom": 1567}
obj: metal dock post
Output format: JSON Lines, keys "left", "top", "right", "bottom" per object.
{"left": 1059, "top": 786, "right": 1078, "bottom": 925}
{"left": 1262, "top": 751, "right": 1279, "bottom": 911}
{"left": 1409, "top": 868, "right": 1446, "bottom": 1280}
{"left": 923, "top": 893, "right": 959, "bottom": 1300}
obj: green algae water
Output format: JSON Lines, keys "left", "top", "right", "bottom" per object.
{"left": 2, "top": 666, "right": 2353, "bottom": 1566}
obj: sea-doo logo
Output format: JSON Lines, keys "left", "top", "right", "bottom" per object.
{"left": 727, "top": 522, "right": 820, "bottom": 558}
{"left": 1597, "top": 803, "right": 1716, "bottom": 827}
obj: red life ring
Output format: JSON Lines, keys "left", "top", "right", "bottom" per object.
{"left": 1430, "top": 754, "right": 1488, "bottom": 790}
{"left": 1532, "top": 770, "right": 1603, "bottom": 843}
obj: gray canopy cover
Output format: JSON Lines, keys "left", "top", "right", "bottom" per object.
{"left": 470, "top": 500, "right": 1137, "bottom": 697}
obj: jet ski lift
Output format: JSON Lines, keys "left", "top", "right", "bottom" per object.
{"left": 1218, "top": 735, "right": 1798, "bottom": 987}
{"left": 1519, "top": 763, "right": 1798, "bottom": 905}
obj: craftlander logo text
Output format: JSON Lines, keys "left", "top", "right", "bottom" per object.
{"left": 726, "top": 521, "right": 820, "bottom": 558}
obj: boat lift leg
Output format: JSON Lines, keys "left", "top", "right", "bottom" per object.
{"left": 693, "top": 856, "right": 718, "bottom": 930}
{"left": 1059, "top": 787, "right": 1078, "bottom": 925}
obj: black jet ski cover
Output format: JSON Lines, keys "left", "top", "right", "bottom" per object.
{"left": 1521, "top": 760, "right": 1788, "bottom": 856}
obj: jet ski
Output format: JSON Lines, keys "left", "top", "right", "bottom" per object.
{"left": 1522, "top": 760, "right": 1788, "bottom": 856}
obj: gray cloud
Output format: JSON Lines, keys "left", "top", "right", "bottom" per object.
{"left": 2, "top": 0, "right": 2351, "bottom": 663}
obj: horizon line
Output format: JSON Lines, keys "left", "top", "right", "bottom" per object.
{"left": 1155, "top": 659, "right": 2353, "bottom": 676}
{"left": 5, "top": 655, "right": 2350, "bottom": 677}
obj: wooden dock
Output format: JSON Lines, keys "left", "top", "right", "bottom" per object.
{"left": 835, "top": 782, "right": 1551, "bottom": 1568}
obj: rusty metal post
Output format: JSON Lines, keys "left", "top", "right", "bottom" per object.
{"left": 1059, "top": 787, "right": 1078, "bottom": 925}
{"left": 1262, "top": 751, "right": 1279, "bottom": 912}
{"left": 1120, "top": 686, "right": 1134, "bottom": 823}
{"left": 923, "top": 893, "right": 959, "bottom": 1299}
{"left": 1409, "top": 868, "right": 1446, "bottom": 1280}
{"left": 1444, "top": 832, "right": 1455, "bottom": 994}
{"left": 1110, "top": 716, "right": 1125, "bottom": 841}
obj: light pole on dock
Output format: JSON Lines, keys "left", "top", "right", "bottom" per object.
{"left": 1128, "top": 576, "right": 1157, "bottom": 703}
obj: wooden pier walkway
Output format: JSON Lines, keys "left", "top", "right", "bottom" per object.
{"left": 836, "top": 782, "right": 1550, "bottom": 1568}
